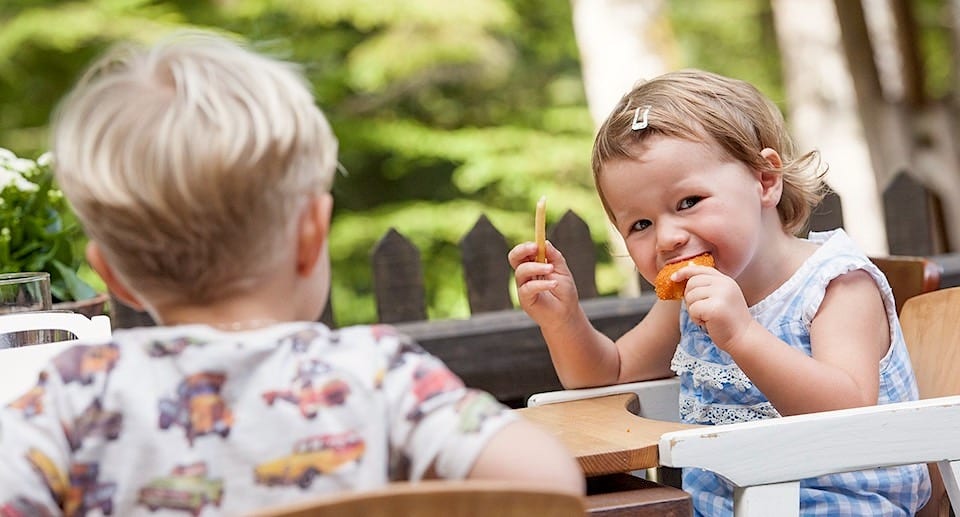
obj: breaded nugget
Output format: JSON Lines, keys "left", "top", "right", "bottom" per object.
{"left": 654, "top": 253, "right": 715, "bottom": 300}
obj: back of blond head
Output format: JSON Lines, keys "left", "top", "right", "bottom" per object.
{"left": 52, "top": 32, "right": 338, "bottom": 304}
{"left": 592, "top": 69, "right": 825, "bottom": 235}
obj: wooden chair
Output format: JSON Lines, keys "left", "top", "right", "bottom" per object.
{"left": 247, "top": 480, "right": 586, "bottom": 517}
{"left": 900, "top": 287, "right": 960, "bottom": 517}
{"left": 0, "top": 311, "right": 112, "bottom": 404}
{"left": 869, "top": 255, "right": 941, "bottom": 314}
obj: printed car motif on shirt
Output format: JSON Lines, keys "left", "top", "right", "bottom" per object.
{"left": 7, "top": 371, "right": 48, "bottom": 418}
{"left": 455, "top": 390, "right": 504, "bottom": 433}
{"left": 137, "top": 462, "right": 223, "bottom": 515}
{"left": 158, "top": 372, "right": 233, "bottom": 445}
{"left": 261, "top": 359, "right": 349, "bottom": 418}
{"left": 63, "top": 463, "right": 116, "bottom": 517}
{"left": 25, "top": 448, "right": 67, "bottom": 505}
{"left": 0, "top": 495, "right": 54, "bottom": 517}
{"left": 64, "top": 398, "right": 123, "bottom": 452}
{"left": 406, "top": 364, "right": 465, "bottom": 421}
{"left": 254, "top": 431, "right": 365, "bottom": 489}
{"left": 278, "top": 328, "right": 324, "bottom": 353}
{"left": 146, "top": 336, "right": 207, "bottom": 357}
{"left": 53, "top": 344, "right": 120, "bottom": 385}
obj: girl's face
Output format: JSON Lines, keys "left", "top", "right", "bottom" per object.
{"left": 599, "top": 135, "right": 780, "bottom": 286}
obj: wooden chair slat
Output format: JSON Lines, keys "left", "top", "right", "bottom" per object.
{"left": 250, "top": 480, "right": 586, "bottom": 517}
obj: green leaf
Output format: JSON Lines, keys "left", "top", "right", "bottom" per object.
{"left": 51, "top": 259, "right": 98, "bottom": 301}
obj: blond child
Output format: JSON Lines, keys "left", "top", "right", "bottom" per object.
{"left": 509, "top": 69, "right": 929, "bottom": 515}
{"left": 0, "top": 32, "right": 584, "bottom": 515}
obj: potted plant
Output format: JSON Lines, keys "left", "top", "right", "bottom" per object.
{"left": 0, "top": 147, "right": 106, "bottom": 316}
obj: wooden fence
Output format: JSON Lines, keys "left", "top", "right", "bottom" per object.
{"left": 111, "top": 170, "right": 960, "bottom": 407}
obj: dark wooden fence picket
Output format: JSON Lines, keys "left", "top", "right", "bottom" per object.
{"left": 460, "top": 215, "right": 512, "bottom": 314}
{"left": 549, "top": 210, "right": 599, "bottom": 300}
{"left": 371, "top": 228, "right": 427, "bottom": 323}
{"left": 808, "top": 188, "right": 845, "bottom": 233}
{"left": 883, "top": 171, "right": 947, "bottom": 255}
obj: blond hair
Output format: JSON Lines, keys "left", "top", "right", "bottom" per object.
{"left": 52, "top": 32, "right": 338, "bottom": 304}
{"left": 592, "top": 69, "right": 825, "bottom": 235}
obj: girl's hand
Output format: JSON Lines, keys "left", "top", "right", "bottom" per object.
{"left": 672, "top": 264, "right": 754, "bottom": 352}
{"left": 507, "top": 240, "right": 580, "bottom": 327}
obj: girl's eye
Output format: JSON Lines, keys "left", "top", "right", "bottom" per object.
{"left": 678, "top": 196, "right": 703, "bottom": 210}
{"left": 631, "top": 219, "right": 651, "bottom": 232}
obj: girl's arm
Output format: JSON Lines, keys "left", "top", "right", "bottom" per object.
{"left": 681, "top": 265, "right": 887, "bottom": 416}
{"left": 509, "top": 241, "right": 679, "bottom": 388}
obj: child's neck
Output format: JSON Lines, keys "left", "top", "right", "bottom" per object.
{"left": 739, "top": 234, "right": 818, "bottom": 306}
{"left": 155, "top": 298, "right": 297, "bottom": 331}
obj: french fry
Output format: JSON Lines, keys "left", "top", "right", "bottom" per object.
{"left": 535, "top": 196, "right": 547, "bottom": 263}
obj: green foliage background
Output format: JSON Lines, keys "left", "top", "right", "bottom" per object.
{"left": 0, "top": 0, "right": 783, "bottom": 325}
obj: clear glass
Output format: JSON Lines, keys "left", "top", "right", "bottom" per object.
{"left": 0, "top": 272, "right": 52, "bottom": 314}
{"left": 0, "top": 272, "right": 56, "bottom": 348}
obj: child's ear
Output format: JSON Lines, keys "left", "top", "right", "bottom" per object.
{"left": 758, "top": 147, "right": 784, "bottom": 208}
{"left": 86, "top": 242, "right": 144, "bottom": 310}
{"left": 296, "top": 192, "right": 334, "bottom": 277}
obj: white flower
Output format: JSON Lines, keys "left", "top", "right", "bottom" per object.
{"left": 0, "top": 147, "right": 40, "bottom": 192}
{"left": 36, "top": 152, "right": 53, "bottom": 168}
{"left": 0, "top": 169, "right": 38, "bottom": 192}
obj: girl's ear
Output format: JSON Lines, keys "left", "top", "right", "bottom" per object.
{"left": 758, "top": 148, "right": 784, "bottom": 208}
{"left": 86, "top": 242, "right": 144, "bottom": 310}
{"left": 296, "top": 192, "right": 334, "bottom": 277}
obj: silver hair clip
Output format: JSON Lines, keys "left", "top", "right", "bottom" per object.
{"left": 631, "top": 106, "right": 651, "bottom": 130}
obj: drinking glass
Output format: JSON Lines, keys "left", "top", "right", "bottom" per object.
{"left": 0, "top": 272, "right": 52, "bottom": 314}
{"left": 0, "top": 272, "right": 55, "bottom": 348}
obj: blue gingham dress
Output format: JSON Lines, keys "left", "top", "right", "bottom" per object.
{"left": 671, "top": 229, "right": 931, "bottom": 516}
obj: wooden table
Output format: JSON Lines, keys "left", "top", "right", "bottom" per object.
{"left": 516, "top": 392, "right": 697, "bottom": 477}
{"left": 516, "top": 393, "right": 697, "bottom": 516}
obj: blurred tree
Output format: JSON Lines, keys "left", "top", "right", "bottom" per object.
{"left": 8, "top": 0, "right": 947, "bottom": 327}
{"left": 0, "top": 0, "right": 602, "bottom": 326}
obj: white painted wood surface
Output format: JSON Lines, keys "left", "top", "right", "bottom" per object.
{"left": 734, "top": 483, "right": 799, "bottom": 517}
{"left": 940, "top": 459, "right": 960, "bottom": 515}
{"left": 659, "top": 396, "right": 960, "bottom": 516}
{"left": 526, "top": 376, "right": 681, "bottom": 422}
{"left": 0, "top": 312, "right": 112, "bottom": 404}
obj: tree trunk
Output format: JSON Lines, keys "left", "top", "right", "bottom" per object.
{"left": 571, "top": 0, "right": 673, "bottom": 295}
{"left": 771, "top": 0, "right": 889, "bottom": 254}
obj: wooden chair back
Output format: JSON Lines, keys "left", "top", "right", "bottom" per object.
{"left": 901, "top": 286, "right": 960, "bottom": 400}
{"left": 249, "top": 480, "right": 586, "bottom": 517}
{"left": 899, "top": 286, "right": 960, "bottom": 517}
{"left": 870, "top": 255, "right": 941, "bottom": 314}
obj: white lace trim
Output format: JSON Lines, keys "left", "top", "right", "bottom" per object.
{"left": 679, "top": 396, "right": 781, "bottom": 425}
{"left": 671, "top": 347, "right": 754, "bottom": 392}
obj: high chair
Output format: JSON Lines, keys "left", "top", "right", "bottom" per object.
{"left": 526, "top": 256, "right": 956, "bottom": 516}
{"left": 0, "top": 311, "right": 112, "bottom": 404}
{"left": 247, "top": 480, "right": 586, "bottom": 517}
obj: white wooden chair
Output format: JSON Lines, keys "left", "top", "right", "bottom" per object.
{"left": 527, "top": 260, "right": 959, "bottom": 516}
{"left": 0, "top": 311, "right": 112, "bottom": 404}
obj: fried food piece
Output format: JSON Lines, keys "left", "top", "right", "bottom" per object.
{"left": 535, "top": 196, "right": 547, "bottom": 263}
{"left": 654, "top": 253, "right": 715, "bottom": 300}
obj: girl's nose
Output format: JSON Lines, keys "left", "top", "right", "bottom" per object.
{"left": 656, "top": 220, "right": 688, "bottom": 253}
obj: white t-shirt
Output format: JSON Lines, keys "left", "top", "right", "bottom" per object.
{"left": 0, "top": 322, "right": 516, "bottom": 516}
